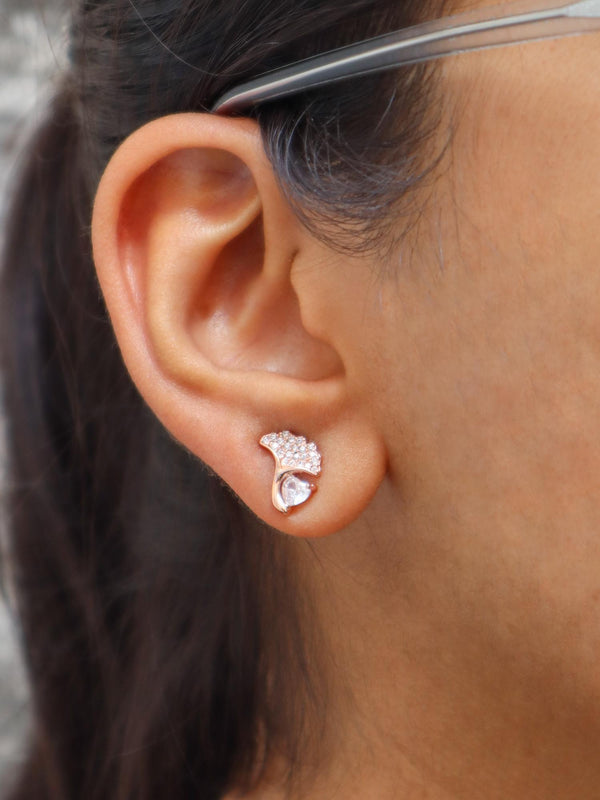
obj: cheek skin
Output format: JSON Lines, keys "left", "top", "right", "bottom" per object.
{"left": 446, "top": 38, "right": 600, "bottom": 265}
{"left": 367, "top": 35, "right": 600, "bottom": 697}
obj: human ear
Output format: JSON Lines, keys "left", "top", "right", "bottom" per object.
{"left": 91, "top": 113, "right": 386, "bottom": 536}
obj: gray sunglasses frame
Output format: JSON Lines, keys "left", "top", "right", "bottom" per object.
{"left": 213, "top": 0, "right": 600, "bottom": 114}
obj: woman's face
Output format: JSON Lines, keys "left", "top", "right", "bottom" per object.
{"left": 323, "top": 22, "right": 600, "bottom": 704}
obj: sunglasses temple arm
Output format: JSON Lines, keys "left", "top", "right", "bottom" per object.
{"left": 213, "top": 0, "right": 600, "bottom": 114}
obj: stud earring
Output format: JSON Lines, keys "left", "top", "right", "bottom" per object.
{"left": 260, "top": 431, "right": 322, "bottom": 514}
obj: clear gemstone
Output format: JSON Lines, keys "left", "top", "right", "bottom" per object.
{"left": 281, "top": 475, "right": 312, "bottom": 508}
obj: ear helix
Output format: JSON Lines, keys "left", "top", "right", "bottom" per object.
{"left": 259, "top": 431, "right": 322, "bottom": 513}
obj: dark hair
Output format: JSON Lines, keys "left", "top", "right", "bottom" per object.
{"left": 0, "top": 1, "right": 446, "bottom": 798}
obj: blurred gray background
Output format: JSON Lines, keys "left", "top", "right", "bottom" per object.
{"left": 0, "top": 0, "right": 66, "bottom": 787}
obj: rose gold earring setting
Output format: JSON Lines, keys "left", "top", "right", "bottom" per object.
{"left": 260, "top": 431, "right": 322, "bottom": 514}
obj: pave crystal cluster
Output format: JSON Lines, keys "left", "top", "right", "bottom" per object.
{"left": 260, "top": 431, "right": 322, "bottom": 514}
{"left": 259, "top": 431, "right": 321, "bottom": 476}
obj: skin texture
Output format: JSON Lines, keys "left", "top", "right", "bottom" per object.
{"left": 92, "top": 23, "right": 600, "bottom": 800}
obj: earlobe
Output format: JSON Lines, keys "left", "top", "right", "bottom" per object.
{"left": 91, "top": 113, "right": 387, "bottom": 536}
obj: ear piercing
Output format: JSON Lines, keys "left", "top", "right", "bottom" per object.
{"left": 260, "top": 431, "right": 322, "bottom": 514}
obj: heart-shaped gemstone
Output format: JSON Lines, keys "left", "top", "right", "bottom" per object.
{"left": 281, "top": 474, "right": 312, "bottom": 508}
